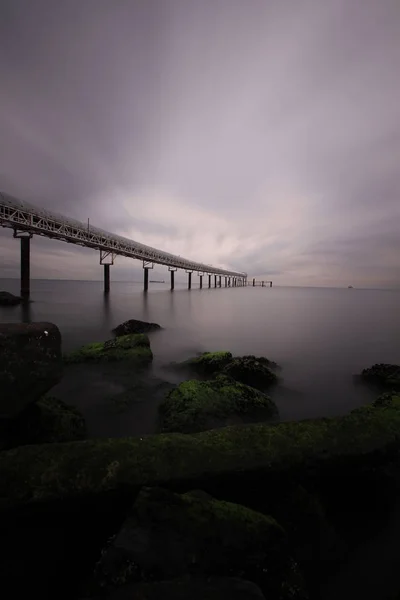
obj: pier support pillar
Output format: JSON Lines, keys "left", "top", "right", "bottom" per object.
{"left": 199, "top": 275, "right": 203, "bottom": 289}
{"left": 214, "top": 275, "right": 217, "bottom": 288}
{"left": 225, "top": 277, "right": 227, "bottom": 287}
{"left": 20, "top": 236, "right": 31, "bottom": 299}
{"left": 219, "top": 276, "right": 221, "bottom": 287}
{"left": 104, "top": 264, "right": 110, "bottom": 293}
{"left": 262, "top": 281, "right": 264, "bottom": 287}
{"left": 188, "top": 272, "right": 192, "bottom": 290}
{"left": 144, "top": 268, "right": 149, "bottom": 291}
{"left": 270, "top": 281, "right": 272, "bottom": 287}
{"left": 170, "top": 270, "right": 175, "bottom": 290}
{"left": 208, "top": 275, "right": 211, "bottom": 288}
{"left": 253, "top": 278, "right": 255, "bottom": 287}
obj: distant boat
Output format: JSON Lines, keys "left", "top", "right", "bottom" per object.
{"left": 348, "top": 286, "right": 353, "bottom": 289}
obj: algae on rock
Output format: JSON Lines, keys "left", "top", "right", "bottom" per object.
{"left": 222, "top": 355, "right": 279, "bottom": 390}
{"left": 181, "top": 351, "right": 233, "bottom": 375}
{"left": 158, "top": 376, "right": 278, "bottom": 433}
{"left": 63, "top": 334, "right": 153, "bottom": 364}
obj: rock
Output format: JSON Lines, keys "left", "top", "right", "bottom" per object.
{"left": 158, "top": 376, "right": 278, "bottom": 433}
{"left": 106, "top": 577, "right": 267, "bottom": 600}
{"left": 90, "top": 487, "right": 306, "bottom": 599}
{"left": 181, "top": 351, "right": 233, "bottom": 375}
{"left": 0, "top": 291, "right": 23, "bottom": 306}
{"left": 112, "top": 319, "right": 161, "bottom": 337}
{"left": 2, "top": 396, "right": 86, "bottom": 450}
{"left": 0, "top": 322, "right": 62, "bottom": 418}
{"left": 361, "top": 363, "right": 400, "bottom": 390}
{"left": 63, "top": 334, "right": 153, "bottom": 365}
{"left": 222, "top": 355, "right": 279, "bottom": 390}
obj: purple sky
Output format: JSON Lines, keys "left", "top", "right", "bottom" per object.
{"left": 1, "top": 0, "right": 399, "bottom": 287}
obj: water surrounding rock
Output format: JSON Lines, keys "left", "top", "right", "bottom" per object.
{"left": 361, "top": 363, "right": 400, "bottom": 390}
{"left": 0, "top": 291, "right": 23, "bottom": 306}
{"left": 89, "top": 486, "right": 306, "bottom": 599}
{"left": 222, "top": 355, "right": 279, "bottom": 390}
{"left": 0, "top": 322, "right": 62, "bottom": 418}
{"left": 158, "top": 376, "right": 278, "bottom": 433}
{"left": 63, "top": 334, "right": 153, "bottom": 365}
{"left": 105, "top": 577, "right": 267, "bottom": 600}
{"left": 112, "top": 319, "right": 161, "bottom": 337}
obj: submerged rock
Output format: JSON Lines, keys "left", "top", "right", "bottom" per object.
{"left": 181, "top": 351, "right": 233, "bottom": 375}
{"left": 158, "top": 376, "right": 278, "bottom": 433}
{"left": 0, "top": 291, "right": 23, "bottom": 306}
{"left": 3, "top": 396, "right": 86, "bottom": 449}
{"left": 63, "top": 334, "right": 153, "bottom": 364}
{"left": 107, "top": 577, "right": 267, "bottom": 600}
{"left": 222, "top": 355, "right": 279, "bottom": 390}
{"left": 90, "top": 486, "right": 305, "bottom": 599}
{"left": 361, "top": 363, "right": 400, "bottom": 390}
{"left": 0, "top": 322, "right": 62, "bottom": 418}
{"left": 112, "top": 319, "right": 161, "bottom": 337}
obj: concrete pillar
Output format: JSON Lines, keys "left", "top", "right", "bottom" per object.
{"left": 208, "top": 275, "right": 211, "bottom": 288}
{"left": 104, "top": 264, "right": 110, "bottom": 293}
{"left": 219, "top": 276, "right": 221, "bottom": 287}
{"left": 214, "top": 275, "right": 217, "bottom": 288}
{"left": 144, "top": 267, "right": 149, "bottom": 291}
{"left": 225, "top": 277, "right": 227, "bottom": 287}
{"left": 200, "top": 275, "right": 203, "bottom": 289}
{"left": 170, "top": 270, "right": 175, "bottom": 291}
{"left": 20, "top": 236, "right": 30, "bottom": 299}
{"left": 253, "top": 278, "right": 255, "bottom": 287}
{"left": 188, "top": 272, "right": 192, "bottom": 290}
{"left": 270, "top": 281, "right": 273, "bottom": 287}
{"left": 262, "top": 281, "right": 264, "bottom": 287}
{"left": 228, "top": 278, "right": 230, "bottom": 287}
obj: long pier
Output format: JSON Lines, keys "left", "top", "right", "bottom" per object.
{"left": 0, "top": 192, "right": 248, "bottom": 298}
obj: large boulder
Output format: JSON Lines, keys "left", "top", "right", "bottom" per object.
{"left": 2, "top": 396, "right": 86, "bottom": 450}
{"left": 89, "top": 487, "right": 306, "bottom": 599}
{"left": 180, "top": 351, "right": 233, "bottom": 375}
{"left": 222, "top": 355, "right": 279, "bottom": 390}
{"left": 112, "top": 319, "right": 161, "bottom": 337}
{"left": 158, "top": 376, "right": 278, "bottom": 433}
{"left": 106, "top": 577, "right": 267, "bottom": 600}
{"left": 0, "top": 322, "right": 62, "bottom": 418}
{"left": 0, "top": 291, "right": 22, "bottom": 306}
{"left": 361, "top": 363, "right": 400, "bottom": 390}
{"left": 63, "top": 334, "right": 153, "bottom": 365}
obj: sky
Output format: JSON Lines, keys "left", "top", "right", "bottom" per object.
{"left": 0, "top": 0, "right": 399, "bottom": 287}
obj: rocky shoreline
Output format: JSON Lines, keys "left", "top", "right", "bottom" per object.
{"left": 1, "top": 319, "right": 400, "bottom": 599}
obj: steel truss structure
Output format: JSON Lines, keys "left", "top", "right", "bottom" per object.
{"left": 0, "top": 192, "right": 247, "bottom": 279}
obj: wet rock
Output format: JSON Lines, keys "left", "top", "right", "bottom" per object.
{"left": 106, "top": 577, "right": 267, "bottom": 600}
{"left": 0, "top": 291, "right": 23, "bottom": 306}
{"left": 158, "top": 376, "right": 278, "bottom": 433}
{"left": 222, "top": 355, "right": 279, "bottom": 390}
{"left": 181, "top": 351, "right": 233, "bottom": 375}
{"left": 112, "top": 319, "right": 161, "bottom": 337}
{"left": 90, "top": 487, "right": 306, "bottom": 599}
{"left": 63, "top": 334, "right": 153, "bottom": 365}
{"left": 361, "top": 363, "right": 400, "bottom": 390}
{"left": 2, "top": 396, "right": 86, "bottom": 450}
{"left": 0, "top": 322, "right": 62, "bottom": 418}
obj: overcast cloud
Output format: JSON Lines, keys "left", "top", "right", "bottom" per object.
{"left": 1, "top": 0, "right": 399, "bottom": 287}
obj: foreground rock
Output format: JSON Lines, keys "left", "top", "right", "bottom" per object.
{"left": 222, "top": 355, "right": 279, "bottom": 390}
{"left": 0, "top": 322, "right": 62, "bottom": 418}
{"left": 0, "top": 291, "right": 23, "bottom": 306}
{"left": 2, "top": 396, "right": 86, "bottom": 450}
{"left": 63, "top": 334, "right": 153, "bottom": 364}
{"left": 112, "top": 318, "right": 161, "bottom": 337}
{"left": 3, "top": 394, "right": 400, "bottom": 510}
{"left": 181, "top": 351, "right": 233, "bottom": 375}
{"left": 88, "top": 487, "right": 305, "bottom": 599}
{"left": 106, "top": 577, "right": 267, "bottom": 600}
{"left": 158, "top": 376, "right": 278, "bottom": 433}
{"left": 361, "top": 363, "right": 400, "bottom": 390}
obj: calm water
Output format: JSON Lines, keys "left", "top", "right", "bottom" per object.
{"left": 1, "top": 278, "right": 399, "bottom": 438}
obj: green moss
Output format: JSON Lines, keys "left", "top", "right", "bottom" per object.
{"left": 158, "top": 377, "right": 278, "bottom": 433}
{"left": 63, "top": 334, "right": 153, "bottom": 364}
{"left": 222, "top": 355, "right": 279, "bottom": 390}
{"left": 182, "top": 351, "right": 233, "bottom": 374}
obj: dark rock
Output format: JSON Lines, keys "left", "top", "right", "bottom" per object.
{"left": 180, "top": 351, "right": 233, "bottom": 375}
{"left": 105, "top": 577, "right": 267, "bottom": 600}
{"left": 222, "top": 355, "right": 279, "bottom": 390}
{"left": 0, "top": 322, "right": 62, "bottom": 418}
{"left": 0, "top": 291, "right": 23, "bottom": 306}
{"left": 112, "top": 319, "right": 161, "bottom": 337}
{"left": 158, "top": 376, "right": 278, "bottom": 433}
{"left": 2, "top": 396, "right": 86, "bottom": 450}
{"left": 90, "top": 487, "right": 306, "bottom": 599}
{"left": 63, "top": 334, "right": 153, "bottom": 365}
{"left": 361, "top": 363, "right": 400, "bottom": 390}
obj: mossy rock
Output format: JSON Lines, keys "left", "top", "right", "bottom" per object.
{"left": 90, "top": 486, "right": 307, "bottom": 599}
{"left": 222, "top": 355, "right": 279, "bottom": 390}
{"left": 158, "top": 376, "right": 278, "bottom": 433}
{"left": 361, "top": 363, "right": 400, "bottom": 390}
{"left": 181, "top": 351, "right": 233, "bottom": 375}
{"left": 3, "top": 396, "right": 86, "bottom": 449}
{"left": 63, "top": 334, "right": 153, "bottom": 364}
{"left": 112, "top": 319, "right": 161, "bottom": 337}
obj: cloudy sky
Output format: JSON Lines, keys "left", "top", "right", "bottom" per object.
{"left": 1, "top": 0, "right": 399, "bottom": 287}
